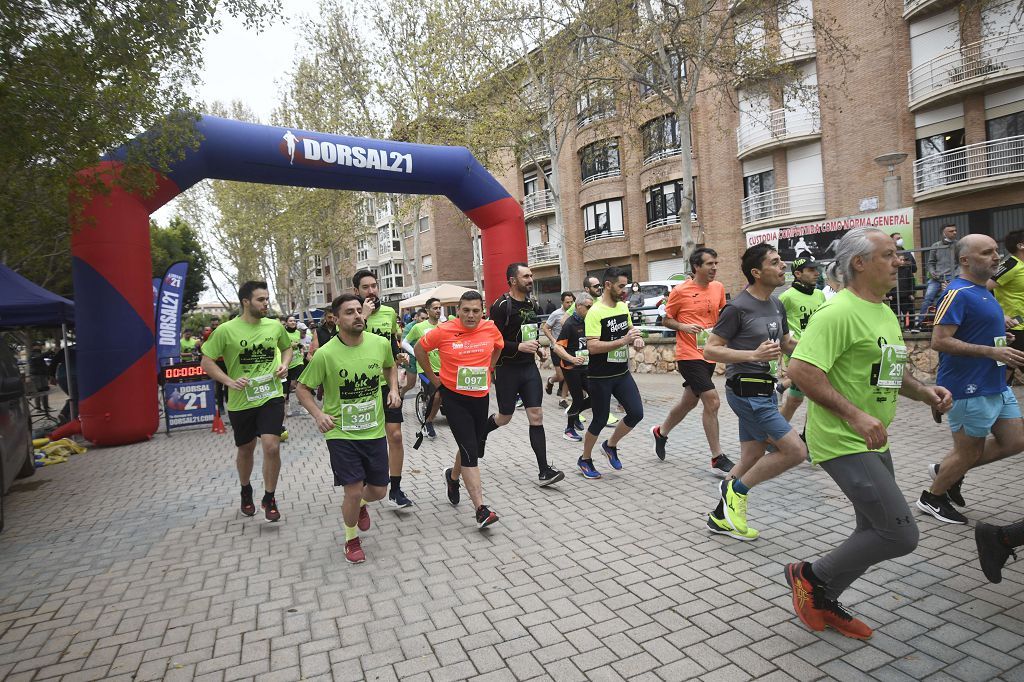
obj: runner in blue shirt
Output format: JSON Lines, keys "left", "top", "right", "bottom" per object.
{"left": 921, "top": 234, "right": 1024, "bottom": 525}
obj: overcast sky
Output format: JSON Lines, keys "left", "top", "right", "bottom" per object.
{"left": 157, "top": 0, "right": 320, "bottom": 302}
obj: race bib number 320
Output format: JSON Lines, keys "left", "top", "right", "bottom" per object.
{"left": 340, "top": 400, "right": 378, "bottom": 432}
{"left": 876, "top": 344, "right": 907, "bottom": 389}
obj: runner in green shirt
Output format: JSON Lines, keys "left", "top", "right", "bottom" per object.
{"left": 201, "top": 281, "right": 293, "bottom": 522}
{"left": 282, "top": 316, "right": 306, "bottom": 417}
{"left": 353, "top": 269, "right": 414, "bottom": 509}
{"left": 785, "top": 227, "right": 951, "bottom": 640}
{"left": 404, "top": 296, "right": 443, "bottom": 437}
{"left": 778, "top": 258, "right": 826, "bottom": 423}
{"left": 179, "top": 331, "right": 199, "bottom": 361}
{"left": 989, "top": 229, "right": 1024, "bottom": 385}
{"left": 295, "top": 293, "right": 399, "bottom": 564}
{"left": 400, "top": 308, "right": 427, "bottom": 397}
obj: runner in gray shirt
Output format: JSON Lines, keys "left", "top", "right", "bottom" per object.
{"left": 543, "top": 291, "right": 576, "bottom": 404}
{"left": 703, "top": 244, "right": 808, "bottom": 541}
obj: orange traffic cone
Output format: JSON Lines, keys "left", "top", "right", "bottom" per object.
{"left": 212, "top": 409, "right": 226, "bottom": 434}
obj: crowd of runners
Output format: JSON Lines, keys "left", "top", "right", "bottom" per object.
{"left": 197, "top": 224, "right": 1024, "bottom": 642}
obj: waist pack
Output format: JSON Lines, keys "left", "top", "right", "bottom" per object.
{"left": 726, "top": 373, "right": 776, "bottom": 397}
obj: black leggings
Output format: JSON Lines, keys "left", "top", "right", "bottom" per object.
{"left": 440, "top": 386, "right": 490, "bottom": 468}
{"left": 564, "top": 368, "right": 591, "bottom": 421}
{"left": 587, "top": 372, "right": 643, "bottom": 437}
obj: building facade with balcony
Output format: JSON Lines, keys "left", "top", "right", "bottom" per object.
{"left": 423, "top": 0, "right": 1024, "bottom": 300}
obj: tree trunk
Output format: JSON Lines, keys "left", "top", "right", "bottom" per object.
{"left": 676, "top": 103, "right": 696, "bottom": 269}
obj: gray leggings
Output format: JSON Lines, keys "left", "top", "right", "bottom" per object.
{"left": 814, "top": 450, "right": 919, "bottom": 601}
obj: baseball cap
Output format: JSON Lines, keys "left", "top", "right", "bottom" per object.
{"left": 791, "top": 258, "right": 821, "bottom": 274}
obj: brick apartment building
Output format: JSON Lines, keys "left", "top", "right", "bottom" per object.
{"left": 479, "top": 0, "right": 1024, "bottom": 299}
{"left": 321, "top": 0, "right": 1023, "bottom": 307}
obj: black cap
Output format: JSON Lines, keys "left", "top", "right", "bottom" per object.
{"left": 791, "top": 258, "right": 821, "bottom": 274}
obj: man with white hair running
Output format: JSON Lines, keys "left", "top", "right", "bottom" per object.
{"left": 785, "top": 227, "right": 952, "bottom": 640}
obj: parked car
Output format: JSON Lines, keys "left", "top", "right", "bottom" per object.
{"left": 632, "top": 280, "right": 685, "bottom": 326}
{"left": 0, "top": 338, "right": 35, "bottom": 533}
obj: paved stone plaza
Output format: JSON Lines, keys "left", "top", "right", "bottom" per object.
{"left": 2, "top": 373, "right": 1024, "bottom": 681}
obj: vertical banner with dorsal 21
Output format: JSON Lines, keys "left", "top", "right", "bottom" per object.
{"left": 155, "top": 261, "right": 189, "bottom": 366}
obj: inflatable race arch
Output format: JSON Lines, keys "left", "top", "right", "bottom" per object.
{"left": 72, "top": 115, "right": 527, "bottom": 446}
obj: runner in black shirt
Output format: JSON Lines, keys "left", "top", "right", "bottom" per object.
{"left": 487, "top": 263, "right": 565, "bottom": 486}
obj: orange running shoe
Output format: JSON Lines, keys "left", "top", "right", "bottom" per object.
{"left": 821, "top": 600, "right": 873, "bottom": 639}
{"left": 784, "top": 562, "right": 825, "bottom": 631}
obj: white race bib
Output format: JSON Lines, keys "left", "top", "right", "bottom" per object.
{"left": 876, "top": 344, "right": 907, "bottom": 389}
{"left": 340, "top": 400, "right": 378, "bottom": 432}
{"left": 456, "top": 366, "right": 489, "bottom": 392}
{"left": 243, "top": 374, "right": 277, "bottom": 403}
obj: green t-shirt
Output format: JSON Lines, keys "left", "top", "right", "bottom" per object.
{"left": 406, "top": 319, "right": 441, "bottom": 373}
{"left": 297, "top": 334, "right": 394, "bottom": 440}
{"left": 179, "top": 337, "right": 199, "bottom": 358}
{"left": 993, "top": 255, "right": 1024, "bottom": 330}
{"left": 584, "top": 299, "right": 632, "bottom": 379}
{"left": 778, "top": 285, "right": 826, "bottom": 341}
{"left": 364, "top": 305, "right": 399, "bottom": 352}
{"left": 285, "top": 329, "right": 304, "bottom": 368}
{"left": 792, "top": 289, "right": 907, "bottom": 464}
{"left": 201, "top": 317, "right": 292, "bottom": 412}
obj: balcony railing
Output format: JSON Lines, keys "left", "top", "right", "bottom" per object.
{"left": 519, "top": 141, "right": 551, "bottom": 169}
{"left": 741, "top": 183, "right": 825, "bottom": 226}
{"left": 577, "top": 109, "right": 616, "bottom": 130}
{"left": 584, "top": 229, "right": 626, "bottom": 244}
{"left": 908, "top": 32, "right": 1024, "bottom": 110}
{"left": 913, "top": 135, "right": 1024, "bottom": 197}
{"left": 903, "top": 0, "right": 958, "bottom": 20}
{"left": 581, "top": 169, "right": 621, "bottom": 185}
{"left": 778, "top": 22, "right": 816, "bottom": 62}
{"left": 523, "top": 190, "right": 555, "bottom": 218}
{"left": 736, "top": 105, "right": 820, "bottom": 157}
{"left": 527, "top": 242, "right": 560, "bottom": 265}
{"left": 642, "top": 147, "right": 684, "bottom": 166}
{"left": 646, "top": 212, "right": 697, "bottom": 230}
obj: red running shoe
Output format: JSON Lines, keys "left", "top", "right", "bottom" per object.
{"left": 344, "top": 537, "right": 365, "bottom": 564}
{"left": 261, "top": 497, "right": 281, "bottom": 522}
{"left": 822, "top": 600, "right": 873, "bottom": 639}
{"left": 358, "top": 504, "right": 371, "bottom": 531}
{"left": 784, "top": 562, "right": 825, "bottom": 631}
{"left": 240, "top": 487, "right": 256, "bottom": 517}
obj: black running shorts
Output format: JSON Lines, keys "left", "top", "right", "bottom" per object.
{"left": 677, "top": 359, "right": 716, "bottom": 396}
{"left": 494, "top": 362, "right": 543, "bottom": 415}
{"left": 327, "top": 437, "right": 389, "bottom": 487}
{"left": 228, "top": 397, "right": 285, "bottom": 446}
{"left": 381, "top": 386, "right": 403, "bottom": 424}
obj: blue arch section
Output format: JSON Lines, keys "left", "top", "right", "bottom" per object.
{"left": 111, "top": 115, "right": 512, "bottom": 213}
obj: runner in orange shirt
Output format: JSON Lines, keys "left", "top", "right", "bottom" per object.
{"left": 416, "top": 290, "right": 505, "bottom": 529}
{"left": 650, "top": 247, "right": 734, "bottom": 477}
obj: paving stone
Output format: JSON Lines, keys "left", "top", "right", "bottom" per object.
{"left": 1, "top": 377, "right": 1023, "bottom": 681}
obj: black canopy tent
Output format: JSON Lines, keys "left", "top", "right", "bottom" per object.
{"left": 0, "top": 263, "right": 76, "bottom": 419}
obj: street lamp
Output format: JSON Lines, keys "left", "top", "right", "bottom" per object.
{"left": 874, "top": 152, "right": 908, "bottom": 211}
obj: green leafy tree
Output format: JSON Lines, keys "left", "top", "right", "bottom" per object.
{"left": 0, "top": 0, "right": 278, "bottom": 290}
{"left": 150, "top": 216, "right": 211, "bottom": 313}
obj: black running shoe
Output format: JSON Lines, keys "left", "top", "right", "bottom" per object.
{"left": 711, "top": 454, "right": 735, "bottom": 479}
{"left": 916, "top": 491, "right": 967, "bottom": 524}
{"left": 476, "top": 505, "right": 499, "bottom": 529}
{"left": 651, "top": 425, "right": 668, "bottom": 461}
{"left": 976, "top": 521, "right": 1016, "bottom": 584}
{"left": 929, "top": 463, "right": 966, "bottom": 507}
{"left": 444, "top": 467, "right": 460, "bottom": 505}
{"left": 240, "top": 485, "right": 256, "bottom": 517}
{"left": 538, "top": 467, "right": 564, "bottom": 487}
